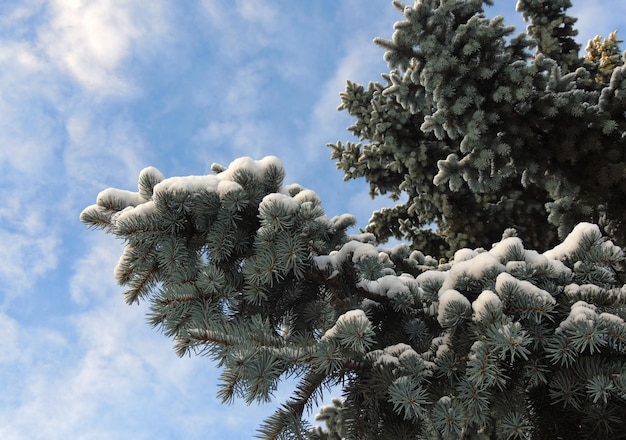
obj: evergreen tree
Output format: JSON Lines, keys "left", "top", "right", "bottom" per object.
{"left": 330, "top": 0, "right": 626, "bottom": 256}
{"left": 81, "top": 1, "right": 626, "bottom": 439}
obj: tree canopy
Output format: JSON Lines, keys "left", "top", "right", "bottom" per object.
{"left": 81, "top": 1, "right": 626, "bottom": 438}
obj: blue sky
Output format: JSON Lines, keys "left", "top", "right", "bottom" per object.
{"left": 0, "top": 1, "right": 624, "bottom": 438}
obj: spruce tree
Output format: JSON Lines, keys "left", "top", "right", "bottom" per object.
{"left": 81, "top": 1, "right": 626, "bottom": 438}
{"left": 331, "top": 0, "right": 626, "bottom": 256}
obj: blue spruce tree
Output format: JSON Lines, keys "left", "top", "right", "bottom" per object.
{"left": 82, "top": 1, "right": 626, "bottom": 438}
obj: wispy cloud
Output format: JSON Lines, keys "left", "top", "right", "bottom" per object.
{"left": 0, "top": 0, "right": 171, "bottom": 300}
{"left": 303, "top": 36, "right": 384, "bottom": 163}
{"left": 0, "top": 312, "right": 24, "bottom": 364}
{"left": 38, "top": 0, "right": 170, "bottom": 96}
{"left": 199, "top": 0, "right": 279, "bottom": 57}
{"left": 0, "top": 229, "right": 59, "bottom": 298}
{"left": 63, "top": 111, "right": 149, "bottom": 188}
{"left": 0, "top": 46, "right": 61, "bottom": 176}
{"left": 1, "top": 234, "right": 275, "bottom": 439}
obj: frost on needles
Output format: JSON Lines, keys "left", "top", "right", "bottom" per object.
{"left": 80, "top": 0, "right": 626, "bottom": 438}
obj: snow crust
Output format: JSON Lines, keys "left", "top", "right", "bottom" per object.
{"left": 416, "top": 270, "right": 446, "bottom": 287}
{"left": 495, "top": 273, "right": 556, "bottom": 305}
{"left": 115, "top": 200, "right": 158, "bottom": 224}
{"left": 598, "top": 311, "right": 625, "bottom": 327}
{"left": 260, "top": 192, "right": 300, "bottom": 213}
{"left": 372, "top": 353, "right": 400, "bottom": 367}
{"left": 216, "top": 156, "right": 284, "bottom": 182}
{"left": 113, "top": 249, "right": 131, "bottom": 282}
{"left": 216, "top": 179, "right": 243, "bottom": 197}
{"left": 432, "top": 334, "right": 452, "bottom": 360}
{"left": 357, "top": 275, "right": 417, "bottom": 299}
{"left": 152, "top": 174, "right": 245, "bottom": 199}
{"left": 293, "top": 189, "right": 321, "bottom": 205}
{"left": 522, "top": 249, "right": 550, "bottom": 267}
{"left": 557, "top": 301, "right": 597, "bottom": 333}
{"left": 154, "top": 174, "right": 220, "bottom": 195}
{"left": 472, "top": 290, "right": 502, "bottom": 322}
{"left": 490, "top": 236, "right": 572, "bottom": 279}
{"left": 97, "top": 188, "right": 145, "bottom": 208}
{"left": 331, "top": 213, "right": 358, "bottom": 230}
{"left": 438, "top": 396, "right": 452, "bottom": 406}
{"left": 548, "top": 259, "right": 571, "bottom": 277}
{"left": 543, "top": 222, "right": 600, "bottom": 260}
{"left": 314, "top": 240, "right": 380, "bottom": 271}
{"left": 322, "top": 309, "right": 370, "bottom": 340}
{"left": 559, "top": 301, "right": 626, "bottom": 339}
{"left": 564, "top": 283, "right": 604, "bottom": 300}
{"left": 437, "top": 289, "right": 471, "bottom": 325}
{"left": 453, "top": 248, "right": 479, "bottom": 262}
{"left": 367, "top": 343, "right": 433, "bottom": 370}
{"left": 489, "top": 237, "right": 524, "bottom": 262}
{"left": 138, "top": 166, "right": 165, "bottom": 189}
{"left": 139, "top": 166, "right": 165, "bottom": 179}
{"left": 97, "top": 156, "right": 292, "bottom": 231}
{"left": 439, "top": 252, "right": 504, "bottom": 293}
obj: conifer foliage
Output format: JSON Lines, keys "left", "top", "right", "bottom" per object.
{"left": 330, "top": 0, "right": 626, "bottom": 255}
{"left": 82, "top": 1, "right": 626, "bottom": 439}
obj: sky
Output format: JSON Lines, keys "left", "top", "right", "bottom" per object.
{"left": 0, "top": 1, "right": 624, "bottom": 439}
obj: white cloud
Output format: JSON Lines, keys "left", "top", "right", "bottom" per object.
{"left": 0, "top": 40, "right": 44, "bottom": 73}
{"left": 0, "top": 302, "right": 178, "bottom": 439}
{"left": 0, "top": 72, "right": 61, "bottom": 174}
{"left": 199, "top": 0, "right": 276, "bottom": 60}
{"left": 280, "top": 1, "right": 398, "bottom": 179}
{"left": 63, "top": 111, "right": 148, "bottom": 188}
{"left": 1, "top": 237, "right": 163, "bottom": 437}
{"left": 0, "top": 312, "right": 22, "bottom": 364}
{"left": 304, "top": 38, "right": 383, "bottom": 161}
{"left": 69, "top": 234, "right": 120, "bottom": 304}
{"left": 0, "top": 0, "right": 171, "bottom": 302}
{"left": 0, "top": 230, "right": 59, "bottom": 295}
{"left": 221, "top": 59, "right": 272, "bottom": 118}
{"left": 0, "top": 230, "right": 281, "bottom": 439}
{"left": 0, "top": 89, "right": 149, "bottom": 301}
{"left": 38, "top": 0, "right": 170, "bottom": 96}
{"left": 236, "top": 0, "right": 278, "bottom": 26}
{"left": 0, "top": 185, "right": 60, "bottom": 297}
